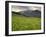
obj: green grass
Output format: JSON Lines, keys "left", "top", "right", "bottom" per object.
{"left": 12, "top": 14, "right": 41, "bottom": 31}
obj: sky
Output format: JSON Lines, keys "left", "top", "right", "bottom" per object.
{"left": 11, "top": 5, "right": 41, "bottom": 12}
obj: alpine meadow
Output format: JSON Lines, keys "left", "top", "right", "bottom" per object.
{"left": 12, "top": 6, "right": 41, "bottom": 31}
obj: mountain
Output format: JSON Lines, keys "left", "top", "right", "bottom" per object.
{"left": 12, "top": 10, "right": 41, "bottom": 17}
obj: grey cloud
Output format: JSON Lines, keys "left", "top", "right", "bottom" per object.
{"left": 12, "top": 5, "right": 41, "bottom": 12}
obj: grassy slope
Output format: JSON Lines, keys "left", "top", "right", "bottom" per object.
{"left": 12, "top": 15, "right": 41, "bottom": 31}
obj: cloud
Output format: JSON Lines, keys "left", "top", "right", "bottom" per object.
{"left": 11, "top": 5, "right": 41, "bottom": 12}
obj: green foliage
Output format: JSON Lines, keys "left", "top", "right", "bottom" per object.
{"left": 12, "top": 15, "right": 41, "bottom": 31}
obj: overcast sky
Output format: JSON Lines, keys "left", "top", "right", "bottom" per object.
{"left": 11, "top": 5, "right": 41, "bottom": 12}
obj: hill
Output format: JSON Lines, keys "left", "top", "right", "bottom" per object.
{"left": 12, "top": 10, "right": 41, "bottom": 17}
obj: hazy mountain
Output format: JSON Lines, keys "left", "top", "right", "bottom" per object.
{"left": 12, "top": 10, "right": 41, "bottom": 17}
